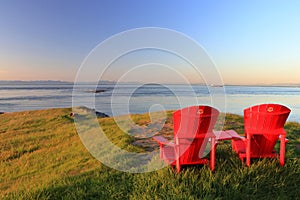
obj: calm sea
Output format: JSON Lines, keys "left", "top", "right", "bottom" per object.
{"left": 1, "top": 83, "right": 300, "bottom": 122}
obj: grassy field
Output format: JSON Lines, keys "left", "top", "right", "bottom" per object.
{"left": 1, "top": 108, "right": 300, "bottom": 199}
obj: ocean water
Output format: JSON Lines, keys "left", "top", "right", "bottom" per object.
{"left": 1, "top": 83, "right": 300, "bottom": 122}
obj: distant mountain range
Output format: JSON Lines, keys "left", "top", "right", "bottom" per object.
{"left": 0, "top": 80, "right": 74, "bottom": 85}
{"left": 0, "top": 80, "right": 299, "bottom": 87}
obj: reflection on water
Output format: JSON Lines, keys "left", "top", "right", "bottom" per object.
{"left": 0, "top": 84, "right": 300, "bottom": 122}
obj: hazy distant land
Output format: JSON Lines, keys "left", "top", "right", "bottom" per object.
{"left": 1, "top": 80, "right": 300, "bottom": 87}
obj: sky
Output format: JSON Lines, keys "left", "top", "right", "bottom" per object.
{"left": 0, "top": 0, "right": 300, "bottom": 85}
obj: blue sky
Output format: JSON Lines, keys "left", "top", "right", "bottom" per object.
{"left": 0, "top": 0, "right": 300, "bottom": 84}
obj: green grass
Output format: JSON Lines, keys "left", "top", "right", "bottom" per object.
{"left": 1, "top": 108, "right": 300, "bottom": 199}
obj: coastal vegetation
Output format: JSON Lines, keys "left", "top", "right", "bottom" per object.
{"left": 1, "top": 108, "right": 300, "bottom": 199}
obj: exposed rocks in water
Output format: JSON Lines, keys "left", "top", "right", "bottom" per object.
{"left": 93, "top": 89, "right": 107, "bottom": 93}
{"left": 86, "top": 89, "right": 109, "bottom": 94}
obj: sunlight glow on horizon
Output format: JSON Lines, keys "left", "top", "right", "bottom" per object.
{"left": 0, "top": 1, "right": 300, "bottom": 85}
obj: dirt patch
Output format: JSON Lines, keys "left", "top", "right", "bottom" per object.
{"left": 131, "top": 122, "right": 174, "bottom": 151}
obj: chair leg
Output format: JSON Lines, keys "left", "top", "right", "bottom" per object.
{"left": 175, "top": 145, "right": 181, "bottom": 173}
{"left": 210, "top": 137, "right": 216, "bottom": 171}
{"left": 246, "top": 136, "right": 251, "bottom": 167}
{"left": 280, "top": 135, "right": 286, "bottom": 166}
{"left": 160, "top": 144, "right": 163, "bottom": 159}
{"left": 176, "top": 159, "right": 181, "bottom": 173}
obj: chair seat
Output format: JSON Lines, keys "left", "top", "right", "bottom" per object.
{"left": 232, "top": 139, "right": 246, "bottom": 153}
{"left": 232, "top": 139, "right": 277, "bottom": 158}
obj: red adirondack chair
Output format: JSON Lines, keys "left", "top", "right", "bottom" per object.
{"left": 232, "top": 103, "right": 291, "bottom": 166}
{"left": 153, "top": 105, "right": 220, "bottom": 172}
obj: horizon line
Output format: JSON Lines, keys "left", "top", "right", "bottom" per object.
{"left": 1, "top": 80, "right": 300, "bottom": 87}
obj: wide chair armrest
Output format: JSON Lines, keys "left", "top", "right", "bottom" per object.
{"left": 153, "top": 136, "right": 175, "bottom": 147}
{"left": 226, "top": 130, "right": 245, "bottom": 139}
{"left": 214, "top": 130, "right": 245, "bottom": 141}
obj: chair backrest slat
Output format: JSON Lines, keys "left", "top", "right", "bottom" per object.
{"left": 244, "top": 104, "right": 290, "bottom": 135}
{"left": 174, "top": 106, "right": 219, "bottom": 139}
